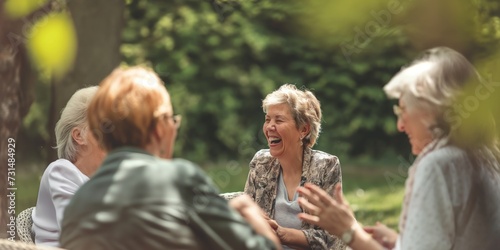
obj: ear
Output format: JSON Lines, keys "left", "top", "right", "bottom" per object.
{"left": 72, "top": 127, "right": 86, "bottom": 146}
{"left": 151, "top": 119, "right": 166, "bottom": 141}
{"left": 300, "top": 123, "right": 310, "bottom": 138}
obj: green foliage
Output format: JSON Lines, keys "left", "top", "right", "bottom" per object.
{"left": 121, "top": 0, "right": 416, "bottom": 163}
{"left": 20, "top": 0, "right": 500, "bottom": 164}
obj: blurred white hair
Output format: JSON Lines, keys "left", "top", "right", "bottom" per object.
{"left": 55, "top": 86, "right": 98, "bottom": 161}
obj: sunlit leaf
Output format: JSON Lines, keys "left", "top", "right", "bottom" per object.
{"left": 27, "top": 12, "right": 77, "bottom": 79}
{"left": 4, "top": 0, "right": 48, "bottom": 19}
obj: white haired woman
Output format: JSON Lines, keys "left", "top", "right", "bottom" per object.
{"left": 32, "top": 86, "right": 105, "bottom": 247}
{"left": 244, "top": 84, "right": 345, "bottom": 250}
{"left": 296, "top": 47, "right": 500, "bottom": 250}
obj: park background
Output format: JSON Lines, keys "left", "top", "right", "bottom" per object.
{"left": 1, "top": 0, "right": 500, "bottom": 237}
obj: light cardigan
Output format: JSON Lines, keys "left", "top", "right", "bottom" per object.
{"left": 32, "top": 159, "right": 89, "bottom": 247}
{"left": 395, "top": 141, "right": 500, "bottom": 250}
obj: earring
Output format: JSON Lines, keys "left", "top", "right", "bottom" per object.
{"left": 300, "top": 136, "right": 303, "bottom": 145}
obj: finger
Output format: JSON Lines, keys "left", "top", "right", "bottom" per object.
{"left": 363, "top": 226, "right": 375, "bottom": 233}
{"left": 297, "top": 197, "right": 321, "bottom": 216}
{"left": 297, "top": 212, "right": 320, "bottom": 225}
{"left": 304, "top": 183, "right": 337, "bottom": 207}
{"left": 297, "top": 186, "right": 313, "bottom": 199}
{"left": 261, "top": 211, "right": 271, "bottom": 220}
{"left": 297, "top": 187, "right": 324, "bottom": 208}
{"left": 333, "top": 183, "right": 346, "bottom": 205}
{"left": 267, "top": 219, "right": 279, "bottom": 230}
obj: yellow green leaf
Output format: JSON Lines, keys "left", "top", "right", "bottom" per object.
{"left": 27, "top": 12, "right": 77, "bottom": 79}
{"left": 4, "top": 0, "right": 48, "bottom": 19}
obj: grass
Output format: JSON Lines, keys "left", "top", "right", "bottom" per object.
{"left": 16, "top": 159, "right": 405, "bottom": 231}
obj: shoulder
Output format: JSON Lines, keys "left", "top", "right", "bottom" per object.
{"left": 309, "top": 150, "right": 340, "bottom": 168}
{"left": 44, "top": 159, "right": 87, "bottom": 182}
{"left": 249, "top": 149, "right": 274, "bottom": 168}
{"left": 417, "top": 145, "right": 470, "bottom": 174}
{"left": 156, "top": 158, "right": 215, "bottom": 187}
{"left": 414, "top": 145, "right": 474, "bottom": 192}
{"left": 45, "top": 159, "right": 79, "bottom": 172}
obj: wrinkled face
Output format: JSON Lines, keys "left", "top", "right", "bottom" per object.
{"left": 395, "top": 98, "right": 434, "bottom": 155}
{"left": 263, "top": 103, "right": 304, "bottom": 159}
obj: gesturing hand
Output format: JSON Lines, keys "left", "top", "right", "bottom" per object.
{"left": 229, "top": 194, "right": 282, "bottom": 249}
{"left": 296, "top": 183, "right": 357, "bottom": 237}
{"left": 364, "top": 222, "right": 398, "bottom": 249}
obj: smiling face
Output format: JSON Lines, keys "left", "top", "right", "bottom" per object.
{"left": 396, "top": 97, "right": 434, "bottom": 155}
{"left": 263, "top": 103, "right": 307, "bottom": 160}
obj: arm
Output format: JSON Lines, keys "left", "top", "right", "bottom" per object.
{"left": 301, "top": 155, "right": 344, "bottom": 250}
{"left": 244, "top": 150, "right": 267, "bottom": 200}
{"left": 297, "top": 183, "right": 385, "bottom": 250}
{"left": 190, "top": 166, "right": 279, "bottom": 250}
{"left": 48, "top": 162, "right": 88, "bottom": 229}
{"left": 266, "top": 220, "right": 309, "bottom": 250}
{"left": 243, "top": 157, "right": 257, "bottom": 199}
{"left": 363, "top": 222, "right": 398, "bottom": 249}
{"left": 230, "top": 195, "right": 282, "bottom": 250}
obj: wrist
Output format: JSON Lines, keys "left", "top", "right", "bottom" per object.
{"left": 276, "top": 226, "right": 287, "bottom": 242}
{"left": 340, "top": 221, "right": 359, "bottom": 246}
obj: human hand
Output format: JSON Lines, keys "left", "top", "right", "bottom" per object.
{"left": 363, "top": 222, "right": 398, "bottom": 249}
{"left": 297, "top": 183, "right": 357, "bottom": 237}
{"left": 229, "top": 194, "right": 281, "bottom": 249}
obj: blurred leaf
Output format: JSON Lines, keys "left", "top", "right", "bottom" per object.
{"left": 4, "top": 0, "right": 48, "bottom": 18}
{"left": 27, "top": 12, "right": 77, "bottom": 79}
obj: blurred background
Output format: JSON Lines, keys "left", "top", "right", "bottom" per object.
{"left": 1, "top": 0, "right": 499, "bottom": 235}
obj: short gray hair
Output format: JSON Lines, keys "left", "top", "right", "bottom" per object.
{"left": 55, "top": 86, "right": 98, "bottom": 161}
{"left": 383, "top": 47, "right": 500, "bottom": 166}
{"left": 383, "top": 47, "right": 481, "bottom": 133}
{"left": 262, "top": 84, "right": 322, "bottom": 147}
{"left": 384, "top": 47, "right": 477, "bottom": 108}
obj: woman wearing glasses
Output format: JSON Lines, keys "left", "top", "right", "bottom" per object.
{"left": 297, "top": 47, "right": 500, "bottom": 250}
{"left": 60, "top": 66, "right": 281, "bottom": 250}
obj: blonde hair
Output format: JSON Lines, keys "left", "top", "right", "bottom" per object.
{"left": 55, "top": 86, "right": 98, "bottom": 161}
{"left": 262, "top": 84, "right": 322, "bottom": 147}
{"left": 88, "top": 66, "right": 168, "bottom": 152}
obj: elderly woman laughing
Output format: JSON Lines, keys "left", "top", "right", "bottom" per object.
{"left": 245, "top": 84, "right": 345, "bottom": 250}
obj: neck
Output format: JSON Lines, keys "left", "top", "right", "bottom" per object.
{"left": 144, "top": 143, "right": 161, "bottom": 157}
{"left": 279, "top": 146, "right": 304, "bottom": 176}
{"left": 73, "top": 154, "right": 94, "bottom": 177}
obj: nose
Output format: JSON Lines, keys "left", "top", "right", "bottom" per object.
{"left": 397, "top": 117, "right": 405, "bottom": 132}
{"left": 264, "top": 121, "right": 276, "bottom": 132}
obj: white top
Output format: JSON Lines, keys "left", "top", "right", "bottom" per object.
{"left": 395, "top": 145, "right": 500, "bottom": 250}
{"left": 32, "top": 159, "right": 89, "bottom": 247}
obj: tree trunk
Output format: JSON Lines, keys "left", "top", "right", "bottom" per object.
{"left": 46, "top": 0, "right": 124, "bottom": 163}
{"left": 0, "top": 2, "right": 36, "bottom": 239}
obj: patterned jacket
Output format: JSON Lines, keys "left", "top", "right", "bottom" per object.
{"left": 244, "top": 147, "right": 346, "bottom": 250}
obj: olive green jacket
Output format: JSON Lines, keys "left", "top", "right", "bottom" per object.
{"left": 61, "top": 147, "right": 276, "bottom": 250}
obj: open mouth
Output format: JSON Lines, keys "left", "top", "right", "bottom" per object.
{"left": 269, "top": 137, "right": 282, "bottom": 145}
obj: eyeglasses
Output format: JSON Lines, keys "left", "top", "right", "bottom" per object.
{"left": 393, "top": 105, "right": 404, "bottom": 118}
{"left": 170, "top": 114, "right": 182, "bottom": 129}
{"left": 158, "top": 113, "right": 182, "bottom": 129}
